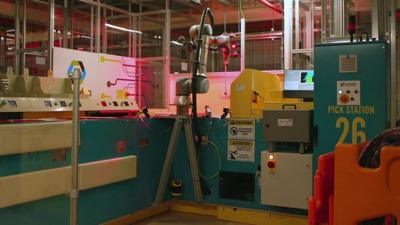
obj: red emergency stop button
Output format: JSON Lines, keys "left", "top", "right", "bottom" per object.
{"left": 340, "top": 95, "right": 350, "bottom": 104}
{"left": 267, "top": 161, "right": 276, "bottom": 169}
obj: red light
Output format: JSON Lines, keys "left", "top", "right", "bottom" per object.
{"left": 232, "top": 44, "right": 236, "bottom": 49}
{"left": 101, "top": 101, "right": 107, "bottom": 107}
{"left": 267, "top": 161, "right": 276, "bottom": 169}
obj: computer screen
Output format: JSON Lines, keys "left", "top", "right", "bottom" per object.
{"left": 283, "top": 70, "right": 314, "bottom": 99}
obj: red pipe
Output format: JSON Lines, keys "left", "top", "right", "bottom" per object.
{"left": 258, "top": 0, "right": 283, "bottom": 14}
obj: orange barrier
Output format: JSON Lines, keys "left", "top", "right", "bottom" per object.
{"left": 333, "top": 144, "right": 400, "bottom": 225}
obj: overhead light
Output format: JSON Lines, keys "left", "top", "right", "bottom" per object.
{"left": 67, "top": 32, "right": 71, "bottom": 35}
{"left": 0, "top": 37, "right": 4, "bottom": 41}
{"left": 171, "top": 41, "right": 183, "bottom": 46}
{"left": 80, "top": 35, "right": 92, "bottom": 39}
{"left": 105, "top": 23, "right": 142, "bottom": 34}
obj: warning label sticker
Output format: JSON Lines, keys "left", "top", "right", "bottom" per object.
{"left": 228, "top": 140, "right": 255, "bottom": 162}
{"left": 228, "top": 119, "right": 255, "bottom": 140}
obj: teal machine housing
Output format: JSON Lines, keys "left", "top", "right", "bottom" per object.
{"left": 0, "top": 118, "right": 306, "bottom": 225}
{"left": 314, "top": 41, "right": 390, "bottom": 159}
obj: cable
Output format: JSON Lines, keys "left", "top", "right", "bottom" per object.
{"left": 359, "top": 128, "right": 400, "bottom": 168}
{"left": 191, "top": 8, "right": 214, "bottom": 143}
{"left": 197, "top": 139, "right": 223, "bottom": 180}
{"left": 358, "top": 128, "right": 400, "bottom": 225}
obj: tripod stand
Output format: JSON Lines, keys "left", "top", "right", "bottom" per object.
{"left": 153, "top": 116, "right": 203, "bottom": 205}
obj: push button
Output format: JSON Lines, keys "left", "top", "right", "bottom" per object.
{"left": 340, "top": 95, "right": 350, "bottom": 104}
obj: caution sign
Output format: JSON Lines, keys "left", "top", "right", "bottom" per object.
{"left": 228, "top": 140, "right": 255, "bottom": 162}
{"left": 228, "top": 119, "right": 255, "bottom": 140}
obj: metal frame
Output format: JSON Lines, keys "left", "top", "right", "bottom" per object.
{"left": 283, "top": 0, "right": 292, "bottom": 69}
{"left": 389, "top": 0, "right": 397, "bottom": 128}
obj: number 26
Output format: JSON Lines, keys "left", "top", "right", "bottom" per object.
{"left": 336, "top": 117, "right": 366, "bottom": 144}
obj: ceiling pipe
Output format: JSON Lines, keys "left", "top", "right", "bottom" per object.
{"left": 258, "top": 0, "right": 283, "bottom": 14}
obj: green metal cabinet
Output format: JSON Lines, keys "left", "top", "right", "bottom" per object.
{"left": 314, "top": 42, "right": 390, "bottom": 159}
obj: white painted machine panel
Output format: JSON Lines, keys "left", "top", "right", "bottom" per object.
{"left": 260, "top": 151, "right": 313, "bottom": 209}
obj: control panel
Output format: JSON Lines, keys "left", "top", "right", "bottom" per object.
{"left": 260, "top": 151, "right": 312, "bottom": 209}
{"left": 314, "top": 42, "right": 389, "bottom": 158}
{"left": 0, "top": 97, "right": 139, "bottom": 112}
{"left": 337, "top": 80, "right": 361, "bottom": 105}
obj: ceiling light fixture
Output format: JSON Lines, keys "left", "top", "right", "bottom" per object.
{"left": 171, "top": 41, "right": 183, "bottom": 46}
{"left": 80, "top": 35, "right": 92, "bottom": 39}
{"left": 105, "top": 23, "right": 142, "bottom": 34}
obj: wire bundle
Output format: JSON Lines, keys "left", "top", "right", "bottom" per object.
{"left": 358, "top": 128, "right": 400, "bottom": 225}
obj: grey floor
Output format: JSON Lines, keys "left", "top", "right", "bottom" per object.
{"left": 134, "top": 212, "right": 249, "bottom": 225}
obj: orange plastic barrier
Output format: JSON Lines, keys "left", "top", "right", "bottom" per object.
{"left": 333, "top": 144, "right": 400, "bottom": 225}
{"left": 308, "top": 152, "right": 335, "bottom": 225}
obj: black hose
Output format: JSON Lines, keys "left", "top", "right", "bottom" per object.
{"left": 358, "top": 128, "right": 400, "bottom": 225}
{"left": 191, "top": 8, "right": 214, "bottom": 143}
{"left": 359, "top": 128, "right": 400, "bottom": 168}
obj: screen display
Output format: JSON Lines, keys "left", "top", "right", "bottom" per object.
{"left": 283, "top": 70, "right": 314, "bottom": 99}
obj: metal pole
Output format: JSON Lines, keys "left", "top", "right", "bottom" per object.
{"left": 102, "top": 7, "right": 107, "bottom": 53}
{"left": 48, "top": 0, "right": 55, "bottom": 71}
{"left": 183, "top": 119, "right": 203, "bottom": 202}
{"left": 128, "top": 2, "right": 132, "bottom": 57}
{"left": 163, "top": 0, "right": 171, "bottom": 108}
{"left": 294, "top": 0, "right": 300, "bottom": 49}
{"left": 63, "top": 0, "right": 69, "bottom": 48}
{"left": 332, "top": 0, "right": 346, "bottom": 38}
{"left": 22, "top": 0, "right": 26, "bottom": 72}
{"left": 154, "top": 119, "right": 181, "bottom": 205}
{"left": 15, "top": 0, "right": 20, "bottom": 75}
{"left": 132, "top": 15, "right": 138, "bottom": 58}
{"left": 321, "top": 0, "right": 326, "bottom": 42}
{"left": 138, "top": 4, "right": 142, "bottom": 107}
{"left": 283, "top": 0, "right": 293, "bottom": 69}
{"left": 90, "top": 6, "right": 94, "bottom": 52}
{"left": 390, "top": 0, "right": 397, "bottom": 128}
{"left": 69, "top": 68, "right": 81, "bottom": 225}
{"left": 240, "top": 18, "right": 245, "bottom": 71}
{"left": 95, "top": 0, "right": 101, "bottom": 53}
{"left": 371, "top": 0, "right": 379, "bottom": 40}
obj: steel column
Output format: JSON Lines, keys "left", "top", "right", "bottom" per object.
{"left": 69, "top": 68, "right": 81, "bottom": 225}
{"left": 95, "top": 0, "right": 101, "bottom": 53}
{"left": 90, "top": 6, "right": 94, "bottom": 52}
{"left": 390, "top": 0, "right": 397, "bottom": 127}
{"left": 332, "top": 0, "right": 346, "bottom": 38}
{"left": 162, "top": 0, "right": 171, "bottom": 108}
{"left": 283, "top": 0, "right": 293, "bottom": 69}
{"left": 294, "top": 0, "right": 300, "bottom": 49}
{"left": 321, "top": 0, "right": 326, "bottom": 42}
{"left": 15, "top": 0, "right": 21, "bottom": 75}
{"left": 240, "top": 18, "right": 245, "bottom": 71}
{"left": 128, "top": 3, "right": 132, "bottom": 57}
{"left": 101, "top": 7, "right": 107, "bottom": 53}
{"left": 48, "top": 0, "right": 55, "bottom": 70}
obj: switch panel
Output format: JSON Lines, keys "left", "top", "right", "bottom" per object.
{"left": 337, "top": 80, "right": 360, "bottom": 105}
{"left": 260, "top": 151, "right": 312, "bottom": 209}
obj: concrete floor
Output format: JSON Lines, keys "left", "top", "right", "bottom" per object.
{"left": 134, "top": 212, "right": 249, "bottom": 225}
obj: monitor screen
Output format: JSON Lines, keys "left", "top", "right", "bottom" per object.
{"left": 283, "top": 70, "right": 314, "bottom": 99}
